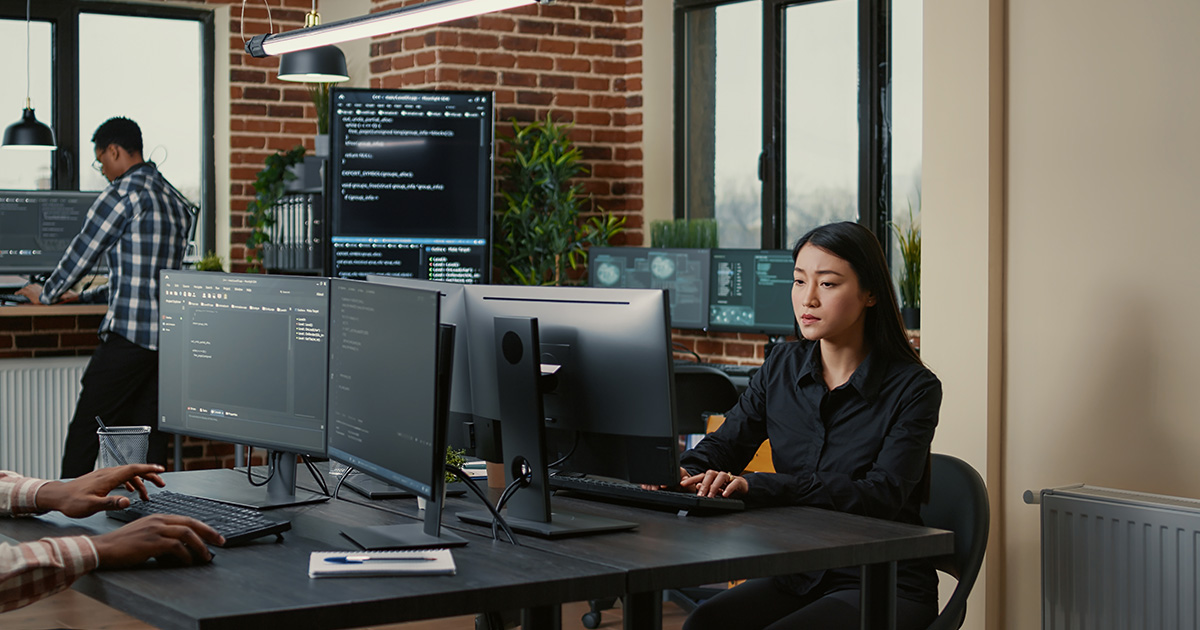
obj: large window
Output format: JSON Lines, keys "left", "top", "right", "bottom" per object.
{"left": 676, "top": 0, "right": 921, "bottom": 262}
{"left": 0, "top": 1, "right": 215, "bottom": 253}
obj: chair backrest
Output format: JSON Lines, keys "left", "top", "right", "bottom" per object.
{"left": 672, "top": 363, "right": 740, "bottom": 435}
{"left": 919, "top": 453, "right": 989, "bottom": 630}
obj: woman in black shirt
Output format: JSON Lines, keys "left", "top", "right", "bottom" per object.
{"left": 679, "top": 222, "right": 941, "bottom": 630}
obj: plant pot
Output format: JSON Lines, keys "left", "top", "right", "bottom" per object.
{"left": 313, "top": 134, "right": 330, "bottom": 158}
{"left": 901, "top": 307, "right": 920, "bottom": 331}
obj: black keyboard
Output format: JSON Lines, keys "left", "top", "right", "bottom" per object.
{"left": 548, "top": 475, "right": 744, "bottom": 514}
{"left": 107, "top": 491, "right": 291, "bottom": 547}
{"left": 0, "top": 293, "right": 30, "bottom": 305}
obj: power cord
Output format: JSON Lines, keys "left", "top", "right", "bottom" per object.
{"left": 301, "top": 455, "right": 329, "bottom": 496}
{"left": 446, "top": 464, "right": 519, "bottom": 546}
{"left": 245, "top": 447, "right": 275, "bottom": 487}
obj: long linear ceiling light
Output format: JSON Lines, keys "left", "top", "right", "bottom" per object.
{"left": 246, "top": 0, "right": 553, "bottom": 58}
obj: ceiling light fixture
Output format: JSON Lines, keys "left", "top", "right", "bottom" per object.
{"left": 3, "top": 0, "right": 56, "bottom": 150}
{"left": 246, "top": 0, "right": 552, "bottom": 58}
{"left": 277, "top": 3, "right": 349, "bottom": 83}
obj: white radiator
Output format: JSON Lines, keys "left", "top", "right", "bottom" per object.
{"left": 1036, "top": 484, "right": 1200, "bottom": 630}
{"left": 0, "top": 357, "right": 87, "bottom": 479}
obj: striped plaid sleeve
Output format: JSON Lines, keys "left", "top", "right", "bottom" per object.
{"left": 0, "top": 471, "right": 48, "bottom": 516}
{"left": 40, "top": 187, "right": 127, "bottom": 304}
{"left": 0, "top": 536, "right": 99, "bottom": 613}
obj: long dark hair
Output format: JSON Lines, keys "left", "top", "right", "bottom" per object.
{"left": 791, "top": 222, "right": 922, "bottom": 366}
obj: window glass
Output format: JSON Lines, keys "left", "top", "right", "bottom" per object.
{"left": 683, "top": 0, "right": 762, "bottom": 248}
{"left": 891, "top": 0, "right": 923, "bottom": 269}
{"left": 78, "top": 12, "right": 203, "bottom": 215}
{"left": 0, "top": 18, "right": 53, "bottom": 190}
{"left": 783, "top": 0, "right": 859, "bottom": 246}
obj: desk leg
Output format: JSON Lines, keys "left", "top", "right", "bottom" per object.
{"left": 860, "top": 561, "right": 897, "bottom": 630}
{"left": 623, "top": 590, "right": 662, "bottom": 630}
{"left": 521, "top": 604, "right": 561, "bottom": 630}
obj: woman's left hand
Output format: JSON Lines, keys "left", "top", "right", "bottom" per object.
{"left": 680, "top": 469, "right": 748, "bottom": 498}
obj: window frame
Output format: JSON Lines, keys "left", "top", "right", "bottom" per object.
{"left": 673, "top": 0, "right": 893, "bottom": 257}
{"left": 0, "top": 0, "right": 216, "bottom": 254}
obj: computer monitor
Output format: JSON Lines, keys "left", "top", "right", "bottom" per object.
{"left": 707, "top": 248, "right": 796, "bottom": 338}
{"left": 158, "top": 270, "right": 330, "bottom": 508}
{"left": 327, "top": 88, "right": 493, "bottom": 283}
{"left": 363, "top": 275, "right": 474, "bottom": 453}
{"left": 588, "top": 247, "right": 711, "bottom": 330}
{"left": 462, "top": 284, "right": 679, "bottom": 485}
{"left": 326, "top": 279, "right": 467, "bottom": 549}
{"left": 0, "top": 190, "right": 105, "bottom": 275}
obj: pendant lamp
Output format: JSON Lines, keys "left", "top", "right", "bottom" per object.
{"left": 3, "top": 0, "right": 56, "bottom": 150}
{"left": 277, "top": 4, "right": 349, "bottom": 83}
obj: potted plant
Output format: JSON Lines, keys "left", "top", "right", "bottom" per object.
{"left": 493, "top": 115, "right": 624, "bottom": 285}
{"left": 650, "top": 218, "right": 719, "bottom": 248}
{"left": 890, "top": 201, "right": 921, "bottom": 330}
{"left": 245, "top": 145, "right": 306, "bottom": 273}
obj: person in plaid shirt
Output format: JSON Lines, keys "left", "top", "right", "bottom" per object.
{"left": 0, "top": 465, "right": 221, "bottom": 613}
{"left": 17, "top": 117, "right": 194, "bottom": 477}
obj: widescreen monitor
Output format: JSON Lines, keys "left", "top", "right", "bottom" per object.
{"left": 462, "top": 284, "right": 679, "bottom": 486}
{"left": 0, "top": 191, "right": 104, "bottom": 275}
{"left": 326, "top": 279, "right": 466, "bottom": 549}
{"left": 327, "top": 88, "right": 493, "bottom": 283}
{"left": 707, "top": 248, "right": 795, "bottom": 338}
{"left": 588, "top": 247, "right": 711, "bottom": 330}
{"left": 158, "top": 270, "right": 330, "bottom": 508}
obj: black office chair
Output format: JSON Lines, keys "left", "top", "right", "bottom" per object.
{"left": 580, "top": 364, "right": 741, "bottom": 628}
{"left": 671, "top": 363, "right": 741, "bottom": 435}
{"left": 920, "top": 453, "right": 990, "bottom": 630}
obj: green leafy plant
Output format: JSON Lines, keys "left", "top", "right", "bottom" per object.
{"left": 650, "top": 218, "right": 719, "bottom": 248}
{"left": 494, "top": 115, "right": 624, "bottom": 285}
{"left": 890, "top": 201, "right": 921, "bottom": 309}
{"left": 444, "top": 446, "right": 467, "bottom": 484}
{"left": 245, "top": 145, "right": 306, "bottom": 273}
{"left": 194, "top": 250, "right": 224, "bottom": 272}
{"left": 308, "top": 83, "right": 332, "bottom": 135}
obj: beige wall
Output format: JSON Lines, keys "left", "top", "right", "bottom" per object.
{"left": 926, "top": 0, "right": 1200, "bottom": 628}
{"left": 642, "top": 1, "right": 675, "bottom": 227}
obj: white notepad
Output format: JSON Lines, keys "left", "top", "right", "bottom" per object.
{"left": 308, "top": 548, "right": 457, "bottom": 578}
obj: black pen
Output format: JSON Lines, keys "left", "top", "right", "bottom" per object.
{"left": 323, "top": 555, "right": 437, "bottom": 564}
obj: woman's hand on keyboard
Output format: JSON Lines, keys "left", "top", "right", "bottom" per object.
{"left": 93, "top": 514, "right": 225, "bottom": 568}
{"left": 681, "top": 469, "right": 748, "bottom": 498}
{"left": 36, "top": 464, "right": 167, "bottom": 518}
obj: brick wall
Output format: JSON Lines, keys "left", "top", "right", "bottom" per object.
{"left": 368, "top": 0, "right": 646, "bottom": 247}
{"left": 0, "top": 312, "right": 104, "bottom": 359}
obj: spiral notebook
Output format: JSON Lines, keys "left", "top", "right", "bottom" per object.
{"left": 308, "top": 549, "right": 456, "bottom": 578}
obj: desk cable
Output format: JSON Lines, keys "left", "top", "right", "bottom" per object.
{"left": 447, "top": 465, "right": 520, "bottom": 546}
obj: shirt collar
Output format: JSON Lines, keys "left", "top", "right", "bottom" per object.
{"left": 796, "top": 340, "right": 886, "bottom": 401}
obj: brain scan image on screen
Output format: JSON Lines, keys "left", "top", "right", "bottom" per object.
{"left": 595, "top": 261, "right": 621, "bottom": 286}
{"left": 649, "top": 254, "right": 676, "bottom": 281}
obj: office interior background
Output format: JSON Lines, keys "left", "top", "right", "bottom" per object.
{"left": 1, "top": 1, "right": 1198, "bottom": 628}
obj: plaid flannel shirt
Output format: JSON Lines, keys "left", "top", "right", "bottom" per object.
{"left": 0, "top": 471, "right": 99, "bottom": 613}
{"left": 40, "top": 162, "right": 194, "bottom": 351}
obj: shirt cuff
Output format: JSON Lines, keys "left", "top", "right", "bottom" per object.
{"left": 45, "top": 535, "right": 101, "bottom": 576}
{"left": 16, "top": 479, "right": 51, "bottom": 515}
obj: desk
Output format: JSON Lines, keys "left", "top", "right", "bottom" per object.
{"left": 377, "top": 488, "right": 954, "bottom": 630}
{"left": 0, "top": 470, "right": 625, "bottom": 630}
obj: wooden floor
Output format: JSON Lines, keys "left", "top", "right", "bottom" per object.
{"left": 4, "top": 589, "right": 690, "bottom": 629}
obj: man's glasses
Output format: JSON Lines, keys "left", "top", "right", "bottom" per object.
{"left": 91, "top": 159, "right": 103, "bottom": 173}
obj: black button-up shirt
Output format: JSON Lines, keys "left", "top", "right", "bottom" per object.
{"left": 681, "top": 339, "right": 941, "bottom": 602}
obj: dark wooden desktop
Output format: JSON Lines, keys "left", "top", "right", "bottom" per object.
{"left": 0, "top": 469, "right": 625, "bottom": 630}
{"left": 0, "top": 469, "right": 953, "bottom": 630}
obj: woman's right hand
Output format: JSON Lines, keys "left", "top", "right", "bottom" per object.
{"left": 680, "top": 469, "right": 748, "bottom": 498}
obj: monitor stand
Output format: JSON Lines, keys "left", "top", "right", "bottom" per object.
{"left": 341, "top": 490, "right": 469, "bottom": 550}
{"left": 457, "top": 316, "right": 636, "bottom": 538}
{"left": 345, "top": 474, "right": 468, "bottom": 500}
{"left": 193, "top": 451, "right": 329, "bottom": 509}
